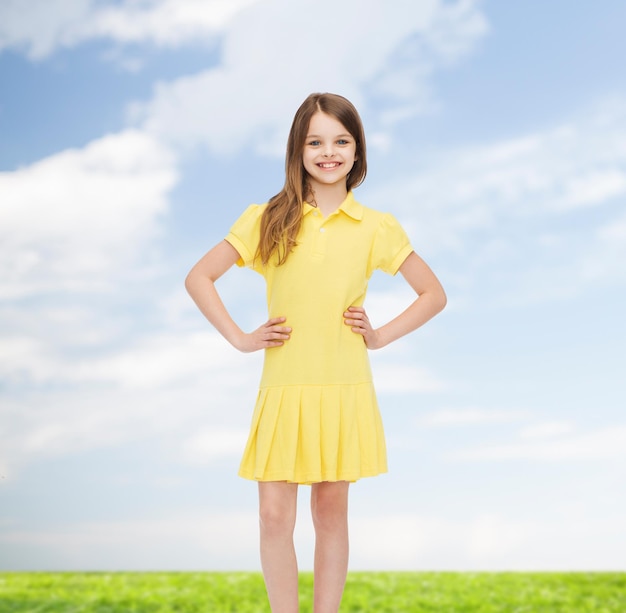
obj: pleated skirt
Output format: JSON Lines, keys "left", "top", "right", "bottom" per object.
{"left": 238, "top": 382, "right": 387, "bottom": 484}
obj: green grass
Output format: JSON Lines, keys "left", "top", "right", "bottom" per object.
{"left": 0, "top": 572, "right": 624, "bottom": 612}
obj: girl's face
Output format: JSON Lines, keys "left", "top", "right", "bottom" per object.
{"left": 302, "top": 112, "right": 357, "bottom": 192}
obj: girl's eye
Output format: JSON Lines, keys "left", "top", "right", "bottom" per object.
{"left": 308, "top": 140, "right": 321, "bottom": 146}
{"left": 337, "top": 139, "right": 349, "bottom": 145}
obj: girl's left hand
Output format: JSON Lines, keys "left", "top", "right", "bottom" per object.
{"left": 344, "top": 306, "right": 383, "bottom": 349}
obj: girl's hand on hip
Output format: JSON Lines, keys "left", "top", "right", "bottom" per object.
{"left": 344, "top": 306, "right": 383, "bottom": 349}
{"left": 236, "top": 317, "right": 291, "bottom": 353}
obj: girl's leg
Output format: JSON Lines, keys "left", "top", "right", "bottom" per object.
{"left": 258, "top": 481, "right": 299, "bottom": 613}
{"left": 310, "top": 481, "right": 350, "bottom": 613}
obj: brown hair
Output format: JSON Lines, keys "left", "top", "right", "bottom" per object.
{"left": 256, "top": 92, "right": 367, "bottom": 265}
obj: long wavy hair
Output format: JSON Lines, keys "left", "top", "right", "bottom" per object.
{"left": 256, "top": 93, "right": 367, "bottom": 265}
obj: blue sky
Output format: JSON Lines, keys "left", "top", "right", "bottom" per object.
{"left": 1, "top": 0, "right": 625, "bottom": 571}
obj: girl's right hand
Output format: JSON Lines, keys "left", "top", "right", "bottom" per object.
{"left": 235, "top": 317, "right": 291, "bottom": 353}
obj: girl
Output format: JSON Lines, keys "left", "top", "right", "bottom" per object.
{"left": 185, "top": 93, "right": 446, "bottom": 613}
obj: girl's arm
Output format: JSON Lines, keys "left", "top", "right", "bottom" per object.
{"left": 344, "top": 251, "right": 446, "bottom": 349}
{"left": 185, "top": 240, "right": 291, "bottom": 353}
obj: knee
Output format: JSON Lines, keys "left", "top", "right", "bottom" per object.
{"left": 311, "top": 488, "right": 348, "bottom": 533}
{"left": 259, "top": 500, "right": 296, "bottom": 537}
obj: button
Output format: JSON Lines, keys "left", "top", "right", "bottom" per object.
{"left": 319, "top": 228, "right": 326, "bottom": 233}
{"left": 313, "top": 210, "right": 319, "bottom": 216}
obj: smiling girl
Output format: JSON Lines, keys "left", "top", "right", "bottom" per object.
{"left": 185, "top": 92, "right": 446, "bottom": 613}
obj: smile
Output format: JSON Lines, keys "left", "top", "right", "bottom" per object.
{"left": 318, "top": 162, "right": 341, "bottom": 169}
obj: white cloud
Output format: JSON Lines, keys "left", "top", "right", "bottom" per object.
{"left": 420, "top": 0, "right": 490, "bottom": 64}
{"left": 73, "top": 330, "right": 247, "bottom": 388}
{"left": 0, "top": 328, "right": 249, "bottom": 388}
{"left": 181, "top": 427, "right": 249, "bottom": 464}
{"left": 83, "top": 0, "right": 260, "bottom": 47}
{"left": 519, "top": 421, "right": 575, "bottom": 440}
{"left": 0, "top": 0, "right": 90, "bottom": 59}
{"left": 350, "top": 513, "right": 533, "bottom": 568}
{"left": 450, "top": 425, "right": 626, "bottom": 462}
{"left": 348, "top": 512, "right": 626, "bottom": 570}
{"left": 0, "top": 326, "right": 263, "bottom": 473}
{"left": 3, "top": 509, "right": 624, "bottom": 571}
{"left": 0, "top": 0, "right": 260, "bottom": 59}
{"left": 136, "top": 0, "right": 487, "bottom": 154}
{"left": 0, "top": 512, "right": 260, "bottom": 570}
{"left": 561, "top": 168, "right": 626, "bottom": 208}
{"left": 375, "top": 364, "right": 443, "bottom": 394}
{"left": 417, "top": 408, "right": 530, "bottom": 427}
{"left": 367, "top": 99, "right": 626, "bottom": 305}
{"left": 581, "top": 212, "right": 626, "bottom": 283}
{"left": 379, "top": 106, "right": 626, "bottom": 255}
{"left": 0, "top": 129, "right": 177, "bottom": 299}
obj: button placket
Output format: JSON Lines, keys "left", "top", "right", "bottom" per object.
{"left": 312, "top": 217, "right": 329, "bottom": 257}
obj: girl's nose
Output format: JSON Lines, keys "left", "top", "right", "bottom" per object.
{"left": 322, "top": 142, "right": 335, "bottom": 157}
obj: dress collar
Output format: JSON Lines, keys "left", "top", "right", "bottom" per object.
{"left": 303, "top": 191, "right": 364, "bottom": 220}
{"left": 339, "top": 191, "right": 364, "bottom": 220}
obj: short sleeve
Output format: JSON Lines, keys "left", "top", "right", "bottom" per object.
{"left": 368, "top": 212, "right": 414, "bottom": 276}
{"left": 224, "top": 204, "right": 265, "bottom": 268}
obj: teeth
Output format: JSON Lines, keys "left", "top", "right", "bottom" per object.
{"left": 319, "top": 163, "right": 339, "bottom": 168}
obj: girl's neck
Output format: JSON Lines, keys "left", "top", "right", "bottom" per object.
{"left": 307, "top": 182, "right": 348, "bottom": 217}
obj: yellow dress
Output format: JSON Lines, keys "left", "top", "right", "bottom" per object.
{"left": 225, "top": 192, "right": 413, "bottom": 484}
